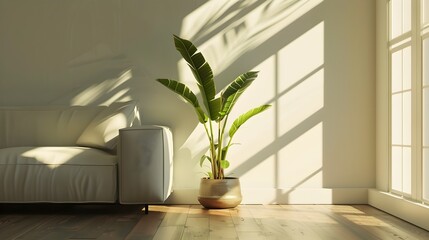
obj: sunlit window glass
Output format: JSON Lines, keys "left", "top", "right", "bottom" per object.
{"left": 423, "top": 0, "right": 429, "bottom": 25}
{"left": 390, "top": 0, "right": 412, "bottom": 39}
{"left": 390, "top": 46, "right": 412, "bottom": 195}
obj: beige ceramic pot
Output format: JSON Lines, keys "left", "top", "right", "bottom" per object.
{"left": 198, "top": 177, "right": 242, "bottom": 209}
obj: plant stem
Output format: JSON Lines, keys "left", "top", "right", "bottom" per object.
{"left": 218, "top": 114, "right": 231, "bottom": 179}
{"left": 203, "top": 122, "right": 216, "bottom": 179}
{"left": 222, "top": 115, "right": 230, "bottom": 157}
{"left": 217, "top": 121, "right": 223, "bottom": 179}
{"left": 208, "top": 120, "right": 218, "bottom": 179}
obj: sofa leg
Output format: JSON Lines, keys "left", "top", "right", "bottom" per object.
{"left": 144, "top": 204, "right": 149, "bottom": 214}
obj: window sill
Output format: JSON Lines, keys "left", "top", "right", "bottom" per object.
{"left": 368, "top": 189, "right": 429, "bottom": 231}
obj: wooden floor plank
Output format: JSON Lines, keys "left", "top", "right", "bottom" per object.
{"left": 351, "top": 205, "right": 429, "bottom": 240}
{"left": 209, "top": 210, "right": 238, "bottom": 240}
{"left": 15, "top": 215, "right": 76, "bottom": 240}
{"left": 0, "top": 214, "right": 52, "bottom": 239}
{"left": 182, "top": 217, "right": 210, "bottom": 240}
{"left": 125, "top": 209, "right": 166, "bottom": 240}
{"left": 152, "top": 226, "right": 184, "bottom": 240}
{"left": 151, "top": 205, "right": 190, "bottom": 240}
{"left": 0, "top": 204, "right": 428, "bottom": 240}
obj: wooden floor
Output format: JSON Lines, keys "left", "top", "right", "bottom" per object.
{"left": 0, "top": 204, "right": 428, "bottom": 240}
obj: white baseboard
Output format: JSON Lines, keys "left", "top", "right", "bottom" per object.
{"left": 164, "top": 187, "right": 368, "bottom": 205}
{"left": 368, "top": 189, "right": 429, "bottom": 231}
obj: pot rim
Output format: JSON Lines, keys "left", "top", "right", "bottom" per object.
{"left": 201, "top": 177, "right": 240, "bottom": 180}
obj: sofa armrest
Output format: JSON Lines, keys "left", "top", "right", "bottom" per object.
{"left": 118, "top": 125, "right": 173, "bottom": 204}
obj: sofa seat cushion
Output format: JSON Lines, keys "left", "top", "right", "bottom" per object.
{"left": 0, "top": 147, "right": 117, "bottom": 203}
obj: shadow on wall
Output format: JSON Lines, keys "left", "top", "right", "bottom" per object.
{"left": 50, "top": 2, "right": 134, "bottom": 106}
{"left": 53, "top": 63, "right": 134, "bottom": 106}
{"left": 0, "top": 0, "right": 134, "bottom": 106}
{"left": 177, "top": 0, "right": 374, "bottom": 203}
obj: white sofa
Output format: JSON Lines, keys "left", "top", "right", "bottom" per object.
{"left": 0, "top": 101, "right": 173, "bottom": 206}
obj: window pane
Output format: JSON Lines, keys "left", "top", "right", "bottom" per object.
{"left": 403, "top": 147, "right": 412, "bottom": 195}
{"left": 423, "top": 0, "right": 429, "bottom": 25}
{"left": 392, "top": 146, "right": 403, "bottom": 192}
{"left": 392, "top": 50, "right": 403, "bottom": 92}
{"left": 403, "top": 47, "right": 412, "bottom": 90}
{"left": 403, "top": 0, "right": 411, "bottom": 33}
{"left": 391, "top": 47, "right": 411, "bottom": 91}
{"left": 403, "top": 91, "right": 412, "bottom": 145}
{"left": 392, "top": 94, "right": 403, "bottom": 144}
{"left": 391, "top": 0, "right": 402, "bottom": 39}
{"left": 390, "top": 0, "right": 411, "bottom": 39}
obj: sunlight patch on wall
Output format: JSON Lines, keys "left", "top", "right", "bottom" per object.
{"left": 278, "top": 122, "right": 323, "bottom": 188}
{"left": 277, "top": 22, "right": 324, "bottom": 136}
{"left": 222, "top": 56, "right": 276, "bottom": 178}
{"left": 278, "top": 22, "right": 324, "bottom": 91}
{"left": 277, "top": 69, "right": 324, "bottom": 136}
{"left": 236, "top": 155, "right": 277, "bottom": 188}
{"left": 228, "top": 55, "right": 277, "bottom": 117}
{"left": 180, "top": 0, "right": 253, "bottom": 42}
{"left": 71, "top": 69, "right": 132, "bottom": 105}
{"left": 179, "top": 0, "right": 323, "bottom": 77}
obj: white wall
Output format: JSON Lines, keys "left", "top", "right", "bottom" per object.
{"left": 0, "top": 0, "right": 375, "bottom": 204}
{"left": 375, "top": 0, "right": 389, "bottom": 192}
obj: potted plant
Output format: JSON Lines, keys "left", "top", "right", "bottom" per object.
{"left": 156, "top": 35, "right": 271, "bottom": 208}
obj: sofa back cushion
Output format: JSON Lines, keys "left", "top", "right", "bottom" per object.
{"left": 0, "top": 101, "right": 140, "bottom": 150}
{"left": 76, "top": 101, "right": 139, "bottom": 151}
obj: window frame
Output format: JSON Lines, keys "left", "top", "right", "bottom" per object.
{"left": 421, "top": 0, "right": 429, "bottom": 203}
{"left": 388, "top": 0, "right": 428, "bottom": 204}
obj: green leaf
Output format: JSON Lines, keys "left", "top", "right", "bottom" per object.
{"left": 221, "top": 71, "right": 258, "bottom": 105}
{"left": 173, "top": 35, "right": 219, "bottom": 120}
{"left": 221, "top": 147, "right": 228, "bottom": 160}
{"left": 210, "top": 97, "right": 222, "bottom": 121}
{"left": 200, "top": 155, "right": 211, "bottom": 168}
{"left": 220, "top": 71, "right": 259, "bottom": 119}
{"left": 220, "top": 160, "right": 230, "bottom": 169}
{"left": 156, "top": 78, "right": 208, "bottom": 123}
{"left": 229, "top": 105, "right": 272, "bottom": 138}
